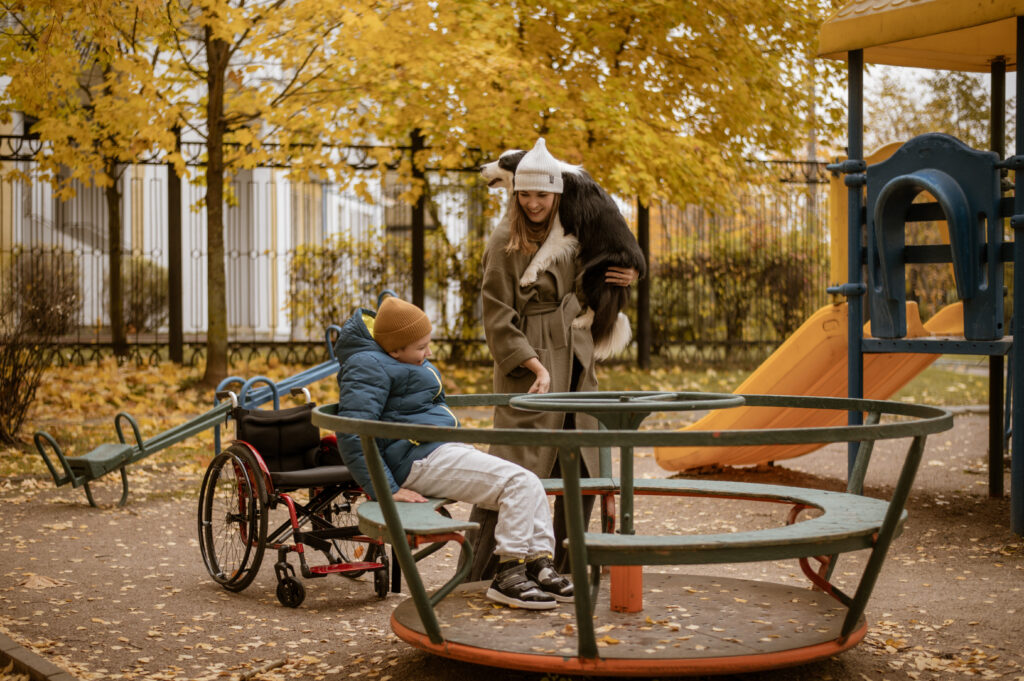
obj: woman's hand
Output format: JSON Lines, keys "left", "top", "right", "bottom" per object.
{"left": 393, "top": 488, "right": 428, "bottom": 503}
{"left": 522, "top": 357, "right": 551, "bottom": 394}
{"left": 606, "top": 266, "right": 639, "bottom": 287}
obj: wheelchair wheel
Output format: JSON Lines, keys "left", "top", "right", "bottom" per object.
{"left": 276, "top": 576, "right": 305, "bottom": 608}
{"left": 198, "top": 445, "right": 268, "bottom": 592}
{"left": 327, "top": 495, "right": 370, "bottom": 579}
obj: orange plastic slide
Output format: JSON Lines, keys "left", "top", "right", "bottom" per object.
{"left": 654, "top": 301, "right": 964, "bottom": 472}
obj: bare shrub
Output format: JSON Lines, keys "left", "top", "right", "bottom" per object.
{"left": 287, "top": 229, "right": 402, "bottom": 338}
{"left": 105, "top": 255, "right": 169, "bottom": 333}
{"left": 0, "top": 289, "right": 55, "bottom": 444}
{"left": 11, "top": 247, "right": 83, "bottom": 337}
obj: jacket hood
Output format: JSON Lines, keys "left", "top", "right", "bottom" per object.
{"left": 333, "top": 307, "right": 382, "bottom": 365}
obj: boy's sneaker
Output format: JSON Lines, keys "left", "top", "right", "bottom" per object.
{"left": 485, "top": 560, "right": 557, "bottom": 610}
{"left": 526, "top": 554, "right": 574, "bottom": 602}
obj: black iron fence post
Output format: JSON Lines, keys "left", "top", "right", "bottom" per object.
{"left": 411, "top": 130, "right": 426, "bottom": 309}
{"left": 636, "top": 199, "right": 651, "bottom": 370}
{"left": 168, "top": 128, "right": 183, "bottom": 363}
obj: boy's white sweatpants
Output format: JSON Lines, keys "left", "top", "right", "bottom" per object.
{"left": 402, "top": 442, "right": 555, "bottom": 560}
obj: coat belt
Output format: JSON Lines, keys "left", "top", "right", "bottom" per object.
{"left": 520, "top": 294, "right": 581, "bottom": 349}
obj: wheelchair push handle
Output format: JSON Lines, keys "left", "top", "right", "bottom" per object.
{"left": 290, "top": 387, "right": 312, "bottom": 403}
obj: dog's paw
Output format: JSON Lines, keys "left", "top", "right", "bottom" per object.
{"left": 593, "top": 313, "right": 632, "bottom": 360}
{"left": 519, "top": 267, "right": 540, "bottom": 287}
{"left": 572, "top": 308, "right": 594, "bottom": 330}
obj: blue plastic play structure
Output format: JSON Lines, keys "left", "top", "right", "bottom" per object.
{"left": 866, "top": 134, "right": 1004, "bottom": 341}
{"left": 830, "top": 51, "right": 1023, "bottom": 535}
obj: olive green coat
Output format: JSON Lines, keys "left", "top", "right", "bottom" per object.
{"left": 481, "top": 221, "right": 600, "bottom": 477}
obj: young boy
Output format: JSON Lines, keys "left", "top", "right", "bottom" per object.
{"left": 334, "top": 295, "right": 573, "bottom": 610}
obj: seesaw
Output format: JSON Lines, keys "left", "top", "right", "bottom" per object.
{"left": 313, "top": 391, "right": 951, "bottom": 676}
{"left": 33, "top": 326, "right": 345, "bottom": 507}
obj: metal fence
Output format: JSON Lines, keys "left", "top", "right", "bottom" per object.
{"left": 1, "top": 137, "right": 831, "bottom": 368}
{"left": 647, "top": 162, "right": 831, "bottom": 365}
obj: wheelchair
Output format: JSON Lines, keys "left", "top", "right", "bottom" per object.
{"left": 197, "top": 381, "right": 389, "bottom": 608}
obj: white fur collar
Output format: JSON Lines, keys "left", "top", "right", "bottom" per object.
{"left": 519, "top": 214, "right": 579, "bottom": 287}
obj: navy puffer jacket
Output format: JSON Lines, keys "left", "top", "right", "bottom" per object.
{"left": 333, "top": 307, "right": 457, "bottom": 499}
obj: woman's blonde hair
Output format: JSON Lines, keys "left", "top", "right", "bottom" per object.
{"left": 505, "top": 193, "right": 561, "bottom": 255}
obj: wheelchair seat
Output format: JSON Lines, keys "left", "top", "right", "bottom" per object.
{"left": 271, "top": 465, "right": 354, "bottom": 488}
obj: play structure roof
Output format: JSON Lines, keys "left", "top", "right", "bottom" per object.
{"left": 818, "top": 0, "right": 1024, "bottom": 71}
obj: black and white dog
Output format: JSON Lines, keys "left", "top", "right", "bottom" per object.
{"left": 481, "top": 148, "right": 647, "bottom": 359}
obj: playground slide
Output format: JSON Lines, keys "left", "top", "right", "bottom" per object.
{"left": 654, "top": 301, "right": 964, "bottom": 472}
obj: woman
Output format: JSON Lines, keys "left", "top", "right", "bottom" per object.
{"left": 467, "top": 138, "right": 639, "bottom": 579}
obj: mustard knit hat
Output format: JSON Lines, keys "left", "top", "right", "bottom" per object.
{"left": 373, "top": 297, "right": 432, "bottom": 352}
{"left": 514, "top": 138, "right": 564, "bottom": 193}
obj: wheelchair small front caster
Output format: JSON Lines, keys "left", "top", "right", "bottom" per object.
{"left": 374, "top": 565, "right": 389, "bottom": 598}
{"left": 277, "top": 576, "right": 305, "bottom": 608}
{"left": 373, "top": 555, "right": 390, "bottom": 599}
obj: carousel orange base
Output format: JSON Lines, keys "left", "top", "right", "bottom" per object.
{"left": 390, "top": 573, "right": 867, "bottom": 677}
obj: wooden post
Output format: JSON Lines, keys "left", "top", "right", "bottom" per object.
{"left": 609, "top": 565, "right": 643, "bottom": 613}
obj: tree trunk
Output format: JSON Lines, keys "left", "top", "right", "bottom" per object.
{"left": 104, "top": 168, "right": 126, "bottom": 358}
{"left": 200, "top": 31, "right": 230, "bottom": 389}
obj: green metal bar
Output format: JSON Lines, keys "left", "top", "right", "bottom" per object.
{"left": 411, "top": 542, "right": 446, "bottom": 562}
{"left": 598, "top": 432, "right": 612, "bottom": 479}
{"left": 317, "top": 396, "right": 951, "bottom": 449}
{"left": 358, "top": 434, "right": 444, "bottom": 644}
{"left": 841, "top": 434, "right": 926, "bottom": 637}
{"left": 33, "top": 431, "right": 75, "bottom": 488}
{"left": 115, "top": 412, "right": 145, "bottom": 452}
{"left": 846, "top": 411, "right": 881, "bottom": 495}
{"left": 558, "top": 445, "right": 598, "bottom": 659}
{"left": 446, "top": 393, "right": 514, "bottom": 409}
{"left": 619, "top": 445, "right": 634, "bottom": 536}
{"left": 831, "top": 409, "right": 878, "bottom": 582}
{"left": 82, "top": 467, "right": 130, "bottom": 508}
{"left": 410, "top": 535, "right": 475, "bottom": 598}
{"left": 428, "top": 540, "right": 474, "bottom": 608}
{"left": 140, "top": 402, "right": 232, "bottom": 456}
{"left": 591, "top": 409, "right": 650, "bottom": 537}
{"left": 83, "top": 481, "right": 98, "bottom": 508}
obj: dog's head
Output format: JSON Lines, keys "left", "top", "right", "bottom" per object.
{"left": 481, "top": 147, "right": 584, "bottom": 193}
{"left": 479, "top": 149, "right": 526, "bottom": 191}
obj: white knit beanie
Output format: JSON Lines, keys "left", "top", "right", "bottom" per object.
{"left": 514, "top": 138, "right": 564, "bottom": 193}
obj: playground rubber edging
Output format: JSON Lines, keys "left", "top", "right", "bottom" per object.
{"left": 0, "top": 632, "right": 78, "bottom": 681}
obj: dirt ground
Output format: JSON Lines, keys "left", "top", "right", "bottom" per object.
{"left": 0, "top": 410, "right": 1022, "bottom": 681}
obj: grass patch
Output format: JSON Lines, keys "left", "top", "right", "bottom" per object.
{"left": 0, "top": 356, "right": 994, "bottom": 481}
{"left": 437, "top": 359, "right": 993, "bottom": 406}
{"left": 893, "top": 365, "right": 990, "bottom": 406}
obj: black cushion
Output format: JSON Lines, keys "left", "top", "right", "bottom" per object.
{"left": 271, "top": 465, "right": 355, "bottom": 488}
{"left": 233, "top": 403, "right": 320, "bottom": 473}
